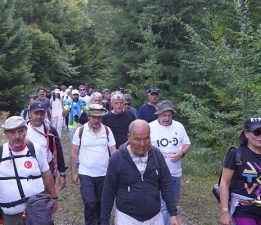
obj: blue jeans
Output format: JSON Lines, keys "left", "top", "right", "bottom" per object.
{"left": 161, "top": 176, "right": 181, "bottom": 225}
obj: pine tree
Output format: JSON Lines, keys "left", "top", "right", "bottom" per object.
{"left": 0, "top": 0, "right": 34, "bottom": 115}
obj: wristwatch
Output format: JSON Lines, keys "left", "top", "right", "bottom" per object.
{"left": 221, "top": 208, "right": 229, "bottom": 214}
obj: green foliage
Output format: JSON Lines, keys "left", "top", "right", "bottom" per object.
{"left": 88, "top": 0, "right": 261, "bottom": 158}
{"left": 177, "top": 1, "right": 261, "bottom": 156}
{"left": 0, "top": 0, "right": 34, "bottom": 115}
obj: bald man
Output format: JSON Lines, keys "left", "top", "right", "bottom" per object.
{"left": 101, "top": 119, "right": 180, "bottom": 225}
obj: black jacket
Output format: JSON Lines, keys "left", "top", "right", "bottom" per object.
{"left": 101, "top": 144, "right": 177, "bottom": 225}
{"left": 48, "top": 124, "right": 66, "bottom": 173}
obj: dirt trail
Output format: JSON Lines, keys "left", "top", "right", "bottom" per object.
{"left": 54, "top": 130, "right": 188, "bottom": 225}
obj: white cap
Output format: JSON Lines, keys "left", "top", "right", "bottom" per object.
{"left": 54, "top": 89, "right": 61, "bottom": 94}
{"left": 72, "top": 89, "right": 79, "bottom": 95}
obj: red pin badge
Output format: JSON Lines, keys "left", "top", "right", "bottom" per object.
{"left": 24, "top": 161, "right": 32, "bottom": 169}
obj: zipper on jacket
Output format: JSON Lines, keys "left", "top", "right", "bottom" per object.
{"left": 141, "top": 174, "right": 144, "bottom": 181}
{"left": 128, "top": 185, "right": 130, "bottom": 192}
{"left": 156, "top": 169, "right": 158, "bottom": 176}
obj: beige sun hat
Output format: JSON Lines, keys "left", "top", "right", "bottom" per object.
{"left": 88, "top": 104, "right": 108, "bottom": 116}
{"left": 155, "top": 100, "right": 177, "bottom": 115}
{"left": 1, "top": 116, "right": 27, "bottom": 130}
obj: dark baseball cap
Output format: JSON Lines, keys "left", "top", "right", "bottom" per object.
{"left": 244, "top": 116, "right": 261, "bottom": 131}
{"left": 148, "top": 87, "right": 160, "bottom": 94}
{"left": 29, "top": 101, "right": 46, "bottom": 113}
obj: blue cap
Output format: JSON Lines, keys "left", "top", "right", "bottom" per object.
{"left": 29, "top": 102, "right": 46, "bottom": 113}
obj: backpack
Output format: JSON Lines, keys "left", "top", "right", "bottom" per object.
{"left": 78, "top": 125, "right": 111, "bottom": 157}
{"left": 212, "top": 147, "right": 242, "bottom": 202}
{"left": 22, "top": 108, "right": 29, "bottom": 120}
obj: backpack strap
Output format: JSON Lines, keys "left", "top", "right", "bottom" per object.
{"left": 0, "top": 141, "right": 36, "bottom": 162}
{"left": 0, "top": 145, "right": 3, "bottom": 162}
{"left": 104, "top": 125, "right": 111, "bottom": 157}
{"left": 78, "top": 125, "right": 84, "bottom": 149}
{"left": 44, "top": 123, "right": 58, "bottom": 171}
{"left": 27, "top": 140, "right": 36, "bottom": 158}
{"left": 218, "top": 146, "right": 241, "bottom": 184}
{"left": 78, "top": 125, "right": 111, "bottom": 157}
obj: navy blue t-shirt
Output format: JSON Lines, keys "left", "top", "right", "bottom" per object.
{"left": 224, "top": 146, "right": 261, "bottom": 218}
{"left": 138, "top": 103, "right": 157, "bottom": 123}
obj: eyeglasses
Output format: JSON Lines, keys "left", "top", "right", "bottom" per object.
{"left": 80, "top": 89, "right": 85, "bottom": 91}
{"left": 125, "top": 103, "right": 131, "bottom": 106}
{"left": 252, "top": 129, "right": 261, "bottom": 136}
{"left": 150, "top": 92, "right": 159, "bottom": 96}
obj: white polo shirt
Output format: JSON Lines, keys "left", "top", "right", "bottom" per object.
{"left": 72, "top": 122, "right": 116, "bottom": 177}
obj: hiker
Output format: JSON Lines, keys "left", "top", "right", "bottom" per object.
{"left": 124, "top": 94, "right": 138, "bottom": 118}
{"left": 63, "top": 89, "right": 86, "bottom": 140}
{"left": 50, "top": 89, "right": 64, "bottom": 137}
{"left": 26, "top": 101, "right": 67, "bottom": 190}
{"left": 0, "top": 116, "right": 58, "bottom": 225}
{"left": 102, "top": 91, "right": 136, "bottom": 148}
{"left": 102, "top": 88, "right": 111, "bottom": 111}
{"left": 37, "top": 87, "right": 52, "bottom": 122}
{"left": 70, "top": 104, "right": 116, "bottom": 225}
{"left": 220, "top": 116, "right": 261, "bottom": 225}
{"left": 138, "top": 87, "right": 161, "bottom": 123}
{"left": 78, "top": 92, "right": 103, "bottom": 126}
{"left": 101, "top": 119, "right": 179, "bottom": 225}
{"left": 149, "top": 100, "right": 191, "bottom": 225}
{"left": 79, "top": 84, "right": 90, "bottom": 106}
{"left": 20, "top": 94, "right": 38, "bottom": 121}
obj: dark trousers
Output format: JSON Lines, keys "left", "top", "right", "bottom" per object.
{"left": 2, "top": 212, "right": 25, "bottom": 225}
{"left": 79, "top": 174, "right": 105, "bottom": 225}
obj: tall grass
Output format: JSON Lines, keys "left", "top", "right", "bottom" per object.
{"left": 179, "top": 143, "right": 222, "bottom": 225}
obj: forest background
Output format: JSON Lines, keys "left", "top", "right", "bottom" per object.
{"left": 0, "top": 1, "right": 260, "bottom": 223}
{"left": 0, "top": 0, "right": 260, "bottom": 166}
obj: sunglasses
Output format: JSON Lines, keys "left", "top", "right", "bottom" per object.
{"left": 125, "top": 103, "right": 131, "bottom": 106}
{"left": 80, "top": 89, "right": 85, "bottom": 91}
{"left": 252, "top": 129, "right": 261, "bottom": 137}
{"left": 73, "top": 94, "right": 79, "bottom": 96}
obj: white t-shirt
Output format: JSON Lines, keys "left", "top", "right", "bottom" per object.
{"left": 51, "top": 98, "right": 63, "bottom": 117}
{"left": 0, "top": 142, "right": 49, "bottom": 215}
{"left": 27, "top": 123, "right": 53, "bottom": 163}
{"left": 79, "top": 95, "right": 90, "bottom": 106}
{"left": 72, "top": 122, "right": 116, "bottom": 177}
{"left": 149, "top": 120, "right": 190, "bottom": 177}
